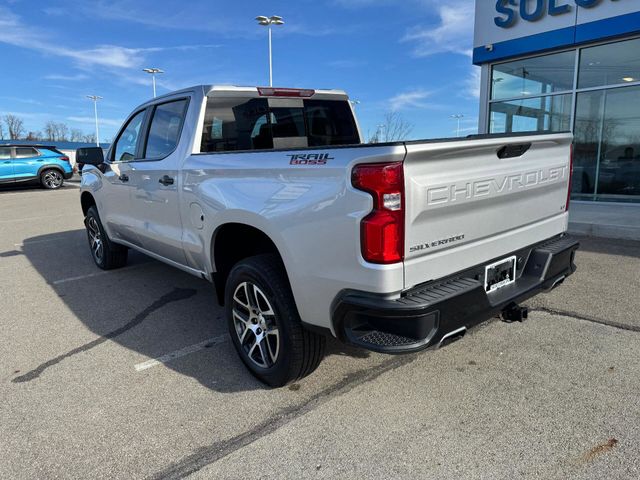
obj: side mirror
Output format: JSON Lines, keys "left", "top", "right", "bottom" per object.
{"left": 76, "top": 147, "right": 105, "bottom": 166}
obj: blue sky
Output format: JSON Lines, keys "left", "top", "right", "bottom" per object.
{"left": 0, "top": 0, "right": 479, "bottom": 142}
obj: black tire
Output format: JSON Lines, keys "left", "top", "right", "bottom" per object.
{"left": 225, "top": 254, "right": 325, "bottom": 387}
{"left": 40, "top": 169, "right": 64, "bottom": 189}
{"left": 85, "top": 206, "right": 128, "bottom": 270}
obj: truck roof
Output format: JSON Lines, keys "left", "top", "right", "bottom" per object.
{"left": 139, "top": 85, "right": 350, "bottom": 107}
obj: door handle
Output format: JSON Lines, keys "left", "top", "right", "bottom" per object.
{"left": 119, "top": 174, "right": 129, "bottom": 182}
{"left": 159, "top": 175, "right": 174, "bottom": 186}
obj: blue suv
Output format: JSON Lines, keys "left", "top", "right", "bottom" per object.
{"left": 0, "top": 145, "right": 73, "bottom": 189}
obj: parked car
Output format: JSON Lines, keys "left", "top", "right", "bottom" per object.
{"left": 77, "top": 85, "right": 579, "bottom": 387}
{"left": 0, "top": 145, "right": 73, "bottom": 189}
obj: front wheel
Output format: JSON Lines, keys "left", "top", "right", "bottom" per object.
{"left": 225, "top": 254, "right": 325, "bottom": 387}
{"left": 40, "top": 169, "right": 64, "bottom": 189}
{"left": 85, "top": 206, "right": 128, "bottom": 270}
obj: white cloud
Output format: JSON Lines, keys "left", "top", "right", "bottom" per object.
{"left": 44, "top": 73, "right": 90, "bottom": 81}
{"left": 388, "top": 89, "right": 433, "bottom": 111}
{"left": 67, "top": 116, "right": 123, "bottom": 127}
{"left": 0, "top": 7, "right": 220, "bottom": 71}
{"left": 403, "top": 0, "right": 475, "bottom": 57}
{"left": 464, "top": 66, "right": 481, "bottom": 99}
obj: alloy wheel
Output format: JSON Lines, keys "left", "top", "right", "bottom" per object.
{"left": 87, "top": 217, "right": 104, "bottom": 262}
{"left": 232, "top": 281, "right": 280, "bottom": 368}
{"left": 43, "top": 170, "right": 63, "bottom": 188}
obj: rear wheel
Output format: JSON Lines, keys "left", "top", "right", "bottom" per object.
{"left": 85, "top": 206, "right": 128, "bottom": 270}
{"left": 40, "top": 169, "right": 64, "bottom": 189}
{"left": 225, "top": 254, "right": 325, "bottom": 387}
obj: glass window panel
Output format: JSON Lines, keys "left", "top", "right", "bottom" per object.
{"left": 145, "top": 99, "right": 188, "bottom": 159}
{"left": 14, "top": 147, "right": 38, "bottom": 158}
{"left": 303, "top": 100, "right": 360, "bottom": 146}
{"left": 113, "top": 110, "right": 145, "bottom": 162}
{"left": 0, "top": 147, "right": 11, "bottom": 159}
{"left": 574, "top": 85, "right": 640, "bottom": 201}
{"left": 579, "top": 37, "right": 640, "bottom": 89}
{"left": 573, "top": 90, "right": 603, "bottom": 197}
{"left": 491, "top": 51, "right": 575, "bottom": 100}
{"left": 489, "top": 94, "right": 572, "bottom": 134}
{"left": 200, "top": 97, "right": 272, "bottom": 152}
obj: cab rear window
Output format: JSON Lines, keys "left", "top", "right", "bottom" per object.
{"left": 200, "top": 96, "right": 359, "bottom": 153}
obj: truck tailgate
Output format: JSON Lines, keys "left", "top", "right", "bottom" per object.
{"left": 403, "top": 133, "right": 572, "bottom": 289}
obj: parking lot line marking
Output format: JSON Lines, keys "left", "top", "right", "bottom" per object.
{"left": 134, "top": 334, "right": 229, "bottom": 372}
{"left": 52, "top": 263, "right": 149, "bottom": 285}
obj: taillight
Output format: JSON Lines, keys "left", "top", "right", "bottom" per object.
{"left": 257, "top": 87, "right": 315, "bottom": 97}
{"left": 352, "top": 162, "right": 404, "bottom": 264}
{"left": 60, "top": 156, "right": 70, "bottom": 163}
{"left": 566, "top": 144, "right": 573, "bottom": 211}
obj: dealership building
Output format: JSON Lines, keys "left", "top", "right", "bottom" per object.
{"left": 474, "top": 0, "right": 640, "bottom": 210}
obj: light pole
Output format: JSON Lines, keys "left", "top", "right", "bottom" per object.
{"left": 143, "top": 68, "right": 164, "bottom": 98}
{"left": 86, "top": 95, "right": 102, "bottom": 146}
{"left": 450, "top": 114, "right": 464, "bottom": 138}
{"left": 255, "top": 15, "right": 284, "bottom": 87}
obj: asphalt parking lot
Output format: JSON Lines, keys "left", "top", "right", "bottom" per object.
{"left": 1, "top": 183, "right": 639, "bottom": 480}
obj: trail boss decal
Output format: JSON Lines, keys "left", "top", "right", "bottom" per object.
{"left": 287, "top": 153, "right": 334, "bottom": 165}
{"left": 410, "top": 234, "right": 465, "bottom": 253}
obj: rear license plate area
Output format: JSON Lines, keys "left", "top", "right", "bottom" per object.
{"left": 484, "top": 256, "right": 516, "bottom": 293}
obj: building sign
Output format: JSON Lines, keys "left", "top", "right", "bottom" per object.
{"left": 474, "top": 0, "right": 640, "bottom": 64}
{"left": 495, "top": 0, "right": 625, "bottom": 29}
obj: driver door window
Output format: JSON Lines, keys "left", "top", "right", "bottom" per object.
{"left": 112, "top": 110, "right": 146, "bottom": 162}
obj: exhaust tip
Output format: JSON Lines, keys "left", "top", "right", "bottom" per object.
{"left": 438, "top": 326, "right": 467, "bottom": 348}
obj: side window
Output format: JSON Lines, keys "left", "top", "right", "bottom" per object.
{"left": 200, "top": 97, "right": 272, "bottom": 152}
{"left": 144, "top": 99, "right": 188, "bottom": 159}
{"left": 15, "top": 147, "right": 38, "bottom": 158}
{"left": 0, "top": 147, "right": 12, "bottom": 159}
{"left": 112, "top": 110, "right": 146, "bottom": 162}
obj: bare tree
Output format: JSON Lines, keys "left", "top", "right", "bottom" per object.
{"left": 0, "top": 121, "right": 4, "bottom": 140}
{"left": 44, "top": 121, "right": 70, "bottom": 141}
{"left": 369, "top": 111, "right": 413, "bottom": 143}
{"left": 25, "top": 131, "right": 43, "bottom": 141}
{"left": 82, "top": 133, "right": 97, "bottom": 144}
{"left": 4, "top": 114, "right": 26, "bottom": 140}
{"left": 70, "top": 128, "right": 84, "bottom": 142}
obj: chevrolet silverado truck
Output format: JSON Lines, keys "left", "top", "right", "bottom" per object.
{"left": 76, "top": 85, "right": 578, "bottom": 387}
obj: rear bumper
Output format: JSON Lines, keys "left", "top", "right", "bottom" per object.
{"left": 331, "top": 234, "right": 579, "bottom": 354}
{"left": 63, "top": 171, "right": 73, "bottom": 180}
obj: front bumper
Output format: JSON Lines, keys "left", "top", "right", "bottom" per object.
{"left": 332, "top": 234, "right": 579, "bottom": 354}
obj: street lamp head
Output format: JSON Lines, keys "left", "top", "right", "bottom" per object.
{"left": 256, "top": 15, "right": 284, "bottom": 26}
{"left": 86, "top": 95, "right": 103, "bottom": 101}
{"left": 143, "top": 68, "right": 164, "bottom": 74}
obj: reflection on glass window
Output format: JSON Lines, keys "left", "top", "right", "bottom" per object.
{"left": 579, "top": 37, "right": 640, "bottom": 89}
{"left": 113, "top": 110, "right": 145, "bottom": 162}
{"left": 574, "top": 85, "right": 640, "bottom": 200}
{"left": 145, "top": 99, "right": 188, "bottom": 159}
{"left": 489, "top": 94, "right": 572, "bottom": 134}
{"left": 491, "top": 51, "right": 575, "bottom": 100}
{"left": 201, "top": 98, "right": 272, "bottom": 152}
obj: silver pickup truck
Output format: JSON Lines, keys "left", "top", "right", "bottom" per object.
{"left": 77, "top": 85, "right": 578, "bottom": 387}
